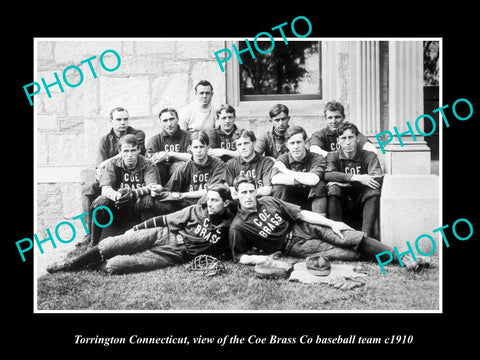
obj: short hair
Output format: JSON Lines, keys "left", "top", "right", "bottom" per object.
{"left": 285, "top": 126, "right": 308, "bottom": 141}
{"left": 158, "top": 107, "right": 179, "bottom": 120}
{"left": 110, "top": 107, "right": 129, "bottom": 119}
{"left": 216, "top": 103, "right": 236, "bottom": 118}
{"left": 269, "top": 104, "right": 289, "bottom": 118}
{"left": 118, "top": 134, "right": 138, "bottom": 151}
{"left": 324, "top": 100, "right": 346, "bottom": 118}
{"left": 233, "top": 174, "right": 257, "bottom": 191}
{"left": 207, "top": 184, "right": 233, "bottom": 202}
{"left": 194, "top": 80, "right": 213, "bottom": 92}
{"left": 336, "top": 121, "right": 359, "bottom": 137}
{"left": 232, "top": 129, "right": 256, "bottom": 142}
{"left": 190, "top": 131, "right": 210, "bottom": 146}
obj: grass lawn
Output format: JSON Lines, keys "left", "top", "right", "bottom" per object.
{"left": 36, "top": 244, "right": 439, "bottom": 311}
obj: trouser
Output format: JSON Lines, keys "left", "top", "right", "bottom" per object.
{"left": 284, "top": 222, "right": 365, "bottom": 260}
{"left": 81, "top": 179, "right": 101, "bottom": 235}
{"left": 327, "top": 183, "right": 381, "bottom": 237}
{"left": 90, "top": 194, "right": 156, "bottom": 246}
{"left": 156, "top": 161, "right": 185, "bottom": 186}
{"left": 97, "top": 227, "right": 185, "bottom": 274}
{"left": 271, "top": 180, "right": 327, "bottom": 214}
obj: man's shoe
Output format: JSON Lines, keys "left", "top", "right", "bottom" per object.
{"left": 46, "top": 260, "right": 74, "bottom": 274}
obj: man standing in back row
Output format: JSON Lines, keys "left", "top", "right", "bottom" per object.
{"left": 179, "top": 80, "right": 219, "bottom": 133}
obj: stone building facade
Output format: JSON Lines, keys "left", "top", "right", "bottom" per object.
{"left": 35, "top": 38, "right": 440, "bottom": 256}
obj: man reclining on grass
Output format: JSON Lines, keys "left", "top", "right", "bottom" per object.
{"left": 47, "top": 184, "right": 234, "bottom": 275}
{"left": 229, "top": 174, "right": 425, "bottom": 272}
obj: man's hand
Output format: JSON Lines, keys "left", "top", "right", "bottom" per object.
{"left": 150, "top": 152, "right": 168, "bottom": 164}
{"left": 351, "top": 174, "right": 381, "bottom": 189}
{"left": 273, "top": 161, "right": 288, "bottom": 173}
{"left": 327, "top": 181, "right": 351, "bottom": 188}
{"left": 330, "top": 220, "right": 353, "bottom": 239}
{"left": 208, "top": 148, "right": 227, "bottom": 157}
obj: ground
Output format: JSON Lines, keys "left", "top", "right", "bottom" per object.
{"left": 36, "top": 244, "right": 439, "bottom": 311}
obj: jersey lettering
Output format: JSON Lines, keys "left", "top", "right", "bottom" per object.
{"left": 165, "top": 143, "right": 181, "bottom": 152}
{"left": 193, "top": 218, "right": 222, "bottom": 243}
{"left": 253, "top": 209, "right": 284, "bottom": 238}
{"left": 345, "top": 166, "right": 362, "bottom": 175}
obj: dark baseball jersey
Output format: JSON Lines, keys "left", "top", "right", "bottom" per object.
{"left": 99, "top": 155, "right": 159, "bottom": 190}
{"left": 164, "top": 155, "right": 226, "bottom": 193}
{"left": 271, "top": 149, "right": 326, "bottom": 182}
{"left": 324, "top": 145, "right": 383, "bottom": 182}
{"left": 310, "top": 126, "right": 370, "bottom": 153}
{"left": 133, "top": 203, "right": 232, "bottom": 257}
{"left": 97, "top": 126, "right": 146, "bottom": 165}
{"left": 146, "top": 127, "right": 191, "bottom": 159}
{"left": 229, "top": 196, "right": 302, "bottom": 260}
{"left": 206, "top": 125, "right": 241, "bottom": 162}
{"left": 254, "top": 129, "right": 289, "bottom": 159}
{"left": 224, "top": 152, "right": 274, "bottom": 188}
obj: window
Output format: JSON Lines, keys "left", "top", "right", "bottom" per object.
{"left": 236, "top": 40, "right": 322, "bottom": 101}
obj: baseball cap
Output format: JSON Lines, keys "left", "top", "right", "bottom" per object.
{"left": 306, "top": 255, "right": 331, "bottom": 276}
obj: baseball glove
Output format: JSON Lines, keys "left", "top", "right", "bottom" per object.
{"left": 254, "top": 257, "right": 293, "bottom": 279}
{"left": 115, "top": 188, "right": 137, "bottom": 208}
{"left": 186, "top": 254, "right": 226, "bottom": 276}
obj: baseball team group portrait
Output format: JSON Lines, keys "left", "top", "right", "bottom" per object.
{"left": 35, "top": 38, "right": 440, "bottom": 311}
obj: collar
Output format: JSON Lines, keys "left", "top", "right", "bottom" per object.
{"left": 160, "top": 126, "right": 182, "bottom": 139}
{"left": 199, "top": 203, "right": 232, "bottom": 228}
{"left": 239, "top": 151, "right": 261, "bottom": 165}
{"left": 113, "top": 154, "right": 147, "bottom": 171}
{"left": 109, "top": 126, "right": 134, "bottom": 139}
{"left": 338, "top": 145, "right": 362, "bottom": 161}
{"left": 287, "top": 149, "right": 310, "bottom": 164}
{"left": 216, "top": 124, "right": 238, "bottom": 136}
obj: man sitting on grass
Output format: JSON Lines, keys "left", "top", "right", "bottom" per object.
{"left": 229, "top": 174, "right": 425, "bottom": 272}
{"left": 47, "top": 184, "right": 234, "bottom": 275}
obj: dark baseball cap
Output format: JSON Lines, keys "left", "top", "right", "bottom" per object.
{"left": 306, "top": 255, "right": 331, "bottom": 276}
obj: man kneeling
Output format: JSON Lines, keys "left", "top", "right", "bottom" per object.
{"left": 229, "top": 174, "right": 421, "bottom": 271}
{"left": 47, "top": 185, "right": 234, "bottom": 275}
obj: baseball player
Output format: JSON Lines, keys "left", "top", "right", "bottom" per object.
{"left": 47, "top": 184, "right": 234, "bottom": 275}
{"left": 179, "top": 80, "right": 220, "bottom": 133}
{"left": 154, "top": 131, "right": 227, "bottom": 214}
{"left": 206, "top": 104, "right": 241, "bottom": 162}
{"left": 89, "top": 134, "right": 160, "bottom": 246}
{"left": 254, "top": 103, "right": 291, "bottom": 159}
{"left": 270, "top": 126, "right": 327, "bottom": 216}
{"left": 224, "top": 129, "right": 274, "bottom": 197}
{"left": 80, "top": 107, "right": 146, "bottom": 243}
{"left": 324, "top": 122, "right": 383, "bottom": 237}
{"left": 309, "top": 100, "right": 377, "bottom": 158}
{"left": 229, "top": 174, "right": 419, "bottom": 271}
{"left": 146, "top": 107, "right": 192, "bottom": 186}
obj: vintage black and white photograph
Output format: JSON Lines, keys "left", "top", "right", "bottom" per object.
{"left": 31, "top": 37, "right": 442, "bottom": 312}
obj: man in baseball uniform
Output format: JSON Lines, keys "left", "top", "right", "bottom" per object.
{"left": 206, "top": 103, "right": 241, "bottom": 162}
{"left": 309, "top": 100, "right": 377, "bottom": 158}
{"left": 229, "top": 174, "right": 419, "bottom": 271}
{"left": 47, "top": 185, "right": 234, "bottom": 275}
{"left": 146, "top": 107, "right": 192, "bottom": 186}
{"left": 254, "top": 104, "right": 291, "bottom": 159}
{"left": 324, "top": 122, "right": 383, "bottom": 238}
{"left": 89, "top": 134, "right": 160, "bottom": 246}
{"left": 155, "top": 131, "right": 226, "bottom": 214}
{"left": 81, "top": 107, "right": 146, "bottom": 243}
{"left": 224, "top": 129, "right": 274, "bottom": 197}
{"left": 270, "top": 126, "right": 327, "bottom": 216}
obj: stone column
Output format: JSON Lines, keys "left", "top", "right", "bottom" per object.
{"left": 350, "top": 41, "right": 381, "bottom": 136}
{"left": 383, "top": 41, "right": 431, "bottom": 175}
